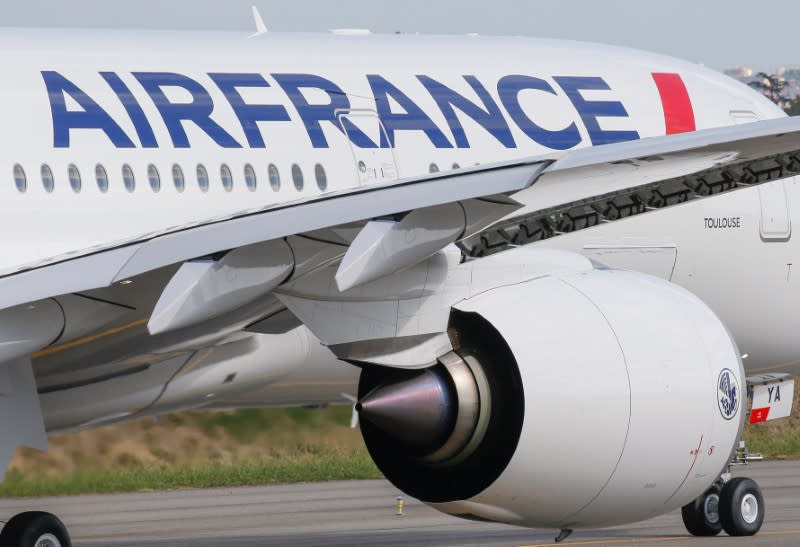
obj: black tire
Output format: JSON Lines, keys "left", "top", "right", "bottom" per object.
{"left": 719, "top": 477, "right": 765, "bottom": 536}
{"left": 681, "top": 484, "right": 722, "bottom": 536}
{"left": 0, "top": 511, "right": 71, "bottom": 547}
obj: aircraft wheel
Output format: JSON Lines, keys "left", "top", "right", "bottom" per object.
{"left": 681, "top": 483, "right": 722, "bottom": 536}
{"left": 719, "top": 477, "right": 765, "bottom": 536}
{"left": 0, "top": 511, "right": 71, "bottom": 547}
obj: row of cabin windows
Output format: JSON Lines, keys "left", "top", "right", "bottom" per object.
{"left": 11, "top": 162, "right": 329, "bottom": 194}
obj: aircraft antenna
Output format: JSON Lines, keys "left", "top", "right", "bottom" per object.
{"left": 250, "top": 5, "right": 268, "bottom": 37}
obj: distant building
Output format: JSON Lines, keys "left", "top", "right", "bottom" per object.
{"left": 783, "top": 80, "right": 800, "bottom": 102}
{"left": 724, "top": 67, "right": 754, "bottom": 79}
{"left": 777, "top": 66, "right": 800, "bottom": 80}
{"left": 723, "top": 66, "right": 799, "bottom": 110}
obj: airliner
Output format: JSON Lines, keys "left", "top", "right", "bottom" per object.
{"left": 0, "top": 19, "right": 798, "bottom": 546}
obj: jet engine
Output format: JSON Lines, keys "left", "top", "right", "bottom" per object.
{"left": 357, "top": 268, "right": 744, "bottom": 529}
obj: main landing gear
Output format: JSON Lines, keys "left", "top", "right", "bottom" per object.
{"left": 681, "top": 441, "right": 765, "bottom": 537}
{"left": 0, "top": 511, "right": 71, "bottom": 547}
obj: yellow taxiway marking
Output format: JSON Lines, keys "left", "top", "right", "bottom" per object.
{"left": 523, "top": 530, "right": 800, "bottom": 547}
{"left": 32, "top": 318, "right": 149, "bottom": 359}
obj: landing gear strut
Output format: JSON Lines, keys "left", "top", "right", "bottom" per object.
{"left": 681, "top": 441, "right": 765, "bottom": 537}
{"left": 0, "top": 511, "right": 71, "bottom": 547}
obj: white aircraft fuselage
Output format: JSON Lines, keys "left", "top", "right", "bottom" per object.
{"left": 0, "top": 30, "right": 781, "bottom": 271}
{"left": 0, "top": 28, "right": 797, "bottom": 541}
{"left": 2, "top": 30, "right": 791, "bottom": 378}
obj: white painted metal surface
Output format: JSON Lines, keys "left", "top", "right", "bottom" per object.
{"left": 148, "top": 240, "right": 294, "bottom": 334}
{"left": 335, "top": 204, "right": 465, "bottom": 291}
{"left": 582, "top": 245, "right": 677, "bottom": 279}
{"left": 337, "top": 110, "right": 398, "bottom": 185}
{"left": 758, "top": 181, "right": 791, "bottom": 240}
{"left": 0, "top": 301, "right": 63, "bottom": 363}
{"left": 432, "top": 269, "right": 743, "bottom": 528}
{"left": 751, "top": 378, "right": 795, "bottom": 423}
{"left": 278, "top": 246, "right": 594, "bottom": 367}
{"left": 0, "top": 29, "right": 787, "bottom": 278}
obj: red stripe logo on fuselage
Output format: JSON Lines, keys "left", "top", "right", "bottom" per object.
{"left": 652, "top": 73, "right": 696, "bottom": 135}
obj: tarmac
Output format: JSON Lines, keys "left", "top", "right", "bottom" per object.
{"left": 1, "top": 460, "right": 798, "bottom": 546}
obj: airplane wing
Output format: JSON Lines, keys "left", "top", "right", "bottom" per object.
{"left": 461, "top": 115, "right": 800, "bottom": 256}
{"left": 3, "top": 115, "right": 800, "bottom": 317}
{"left": 0, "top": 114, "right": 798, "bottom": 479}
{"left": 0, "top": 158, "right": 547, "bottom": 312}
{"left": 0, "top": 118, "right": 800, "bottom": 316}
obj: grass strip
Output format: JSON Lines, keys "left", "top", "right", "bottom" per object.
{"left": 744, "top": 428, "right": 800, "bottom": 459}
{"left": 5, "top": 400, "right": 799, "bottom": 500}
{"left": 0, "top": 451, "right": 381, "bottom": 498}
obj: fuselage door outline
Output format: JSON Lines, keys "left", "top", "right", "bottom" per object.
{"left": 336, "top": 108, "right": 399, "bottom": 186}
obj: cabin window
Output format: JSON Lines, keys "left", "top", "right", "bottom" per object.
{"left": 148, "top": 164, "right": 161, "bottom": 193}
{"left": 244, "top": 164, "right": 257, "bottom": 192}
{"left": 41, "top": 164, "right": 54, "bottom": 193}
{"left": 221, "top": 164, "right": 233, "bottom": 192}
{"left": 172, "top": 164, "right": 185, "bottom": 193}
{"left": 122, "top": 164, "right": 135, "bottom": 193}
{"left": 95, "top": 164, "right": 109, "bottom": 193}
{"left": 13, "top": 164, "right": 26, "bottom": 193}
{"left": 292, "top": 164, "right": 303, "bottom": 191}
{"left": 315, "top": 164, "right": 327, "bottom": 191}
{"left": 68, "top": 164, "right": 82, "bottom": 193}
{"left": 197, "top": 164, "right": 209, "bottom": 192}
{"left": 268, "top": 164, "right": 280, "bottom": 191}
{"left": 429, "top": 163, "right": 439, "bottom": 174}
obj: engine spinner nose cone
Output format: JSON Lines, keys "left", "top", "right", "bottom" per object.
{"left": 357, "top": 369, "right": 455, "bottom": 449}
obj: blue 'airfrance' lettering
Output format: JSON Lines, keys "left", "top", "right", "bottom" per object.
{"left": 208, "top": 73, "right": 290, "bottom": 148}
{"left": 418, "top": 75, "right": 515, "bottom": 149}
{"left": 497, "top": 75, "right": 581, "bottom": 151}
{"left": 554, "top": 76, "right": 640, "bottom": 145}
{"left": 133, "top": 72, "right": 242, "bottom": 148}
{"left": 43, "top": 71, "right": 642, "bottom": 152}
{"left": 101, "top": 72, "right": 158, "bottom": 148}
{"left": 368, "top": 75, "right": 453, "bottom": 148}
{"left": 43, "top": 71, "right": 136, "bottom": 148}
{"left": 273, "top": 74, "right": 376, "bottom": 148}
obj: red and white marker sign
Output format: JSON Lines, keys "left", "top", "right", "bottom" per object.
{"left": 750, "top": 378, "right": 795, "bottom": 424}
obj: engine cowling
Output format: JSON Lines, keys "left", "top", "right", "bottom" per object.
{"left": 357, "top": 267, "right": 744, "bottom": 529}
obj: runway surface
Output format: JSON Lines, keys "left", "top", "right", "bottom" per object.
{"left": 1, "top": 460, "right": 799, "bottom": 546}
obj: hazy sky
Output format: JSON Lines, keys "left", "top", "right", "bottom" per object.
{"left": 1, "top": 0, "right": 798, "bottom": 72}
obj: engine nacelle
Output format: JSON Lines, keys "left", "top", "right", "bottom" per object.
{"left": 358, "top": 268, "right": 744, "bottom": 529}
